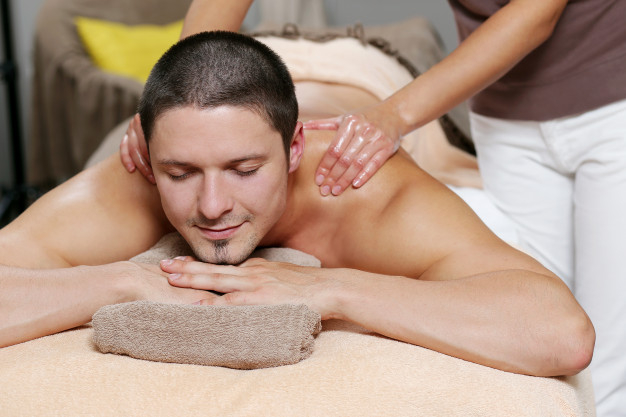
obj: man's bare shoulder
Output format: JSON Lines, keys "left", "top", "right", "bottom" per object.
{"left": 290, "top": 130, "right": 497, "bottom": 276}
{"left": 0, "top": 154, "right": 171, "bottom": 269}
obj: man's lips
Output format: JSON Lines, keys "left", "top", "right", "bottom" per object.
{"left": 195, "top": 223, "right": 243, "bottom": 240}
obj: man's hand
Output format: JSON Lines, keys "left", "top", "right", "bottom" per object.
{"left": 120, "top": 113, "right": 155, "bottom": 184}
{"left": 303, "top": 106, "right": 402, "bottom": 197}
{"left": 159, "top": 257, "right": 338, "bottom": 319}
{"left": 126, "top": 261, "right": 216, "bottom": 305}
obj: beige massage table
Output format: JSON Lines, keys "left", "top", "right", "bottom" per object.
{"left": 0, "top": 234, "right": 596, "bottom": 416}
{"left": 0, "top": 318, "right": 595, "bottom": 416}
{"left": 6, "top": 19, "right": 595, "bottom": 417}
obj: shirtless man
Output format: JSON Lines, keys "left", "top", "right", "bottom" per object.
{"left": 0, "top": 5, "right": 593, "bottom": 377}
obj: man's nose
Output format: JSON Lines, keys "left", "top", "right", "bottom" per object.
{"left": 197, "top": 174, "right": 234, "bottom": 220}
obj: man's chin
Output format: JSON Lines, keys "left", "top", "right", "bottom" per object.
{"left": 189, "top": 240, "right": 255, "bottom": 265}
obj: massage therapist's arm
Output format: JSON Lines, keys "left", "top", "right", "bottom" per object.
{"left": 0, "top": 155, "right": 209, "bottom": 348}
{"left": 306, "top": 0, "right": 568, "bottom": 195}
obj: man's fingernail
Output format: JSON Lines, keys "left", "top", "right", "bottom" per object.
{"left": 169, "top": 273, "right": 181, "bottom": 280}
{"left": 331, "top": 185, "right": 342, "bottom": 195}
{"left": 160, "top": 259, "right": 173, "bottom": 266}
{"left": 174, "top": 256, "right": 187, "bottom": 260}
{"left": 321, "top": 185, "right": 330, "bottom": 196}
{"left": 315, "top": 174, "right": 324, "bottom": 186}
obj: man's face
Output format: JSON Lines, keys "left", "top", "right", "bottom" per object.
{"left": 149, "top": 105, "right": 298, "bottom": 265}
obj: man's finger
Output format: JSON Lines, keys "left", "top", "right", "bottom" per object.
{"left": 198, "top": 291, "right": 262, "bottom": 307}
{"left": 169, "top": 271, "right": 257, "bottom": 293}
{"left": 161, "top": 259, "right": 241, "bottom": 275}
{"left": 239, "top": 257, "right": 267, "bottom": 267}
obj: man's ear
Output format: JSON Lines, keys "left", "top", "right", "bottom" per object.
{"left": 288, "top": 122, "right": 305, "bottom": 173}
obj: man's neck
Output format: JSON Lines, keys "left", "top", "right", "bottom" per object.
{"left": 258, "top": 129, "right": 340, "bottom": 253}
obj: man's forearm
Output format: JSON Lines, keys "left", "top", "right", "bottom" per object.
{"left": 329, "top": 268, "right": 594, "bottom": 376}
{"left": 157, "top": 256, "right": 594, "bottom": 376}
{"left": 1, "top": 260, "right": 216, "bottom": 348}
{"left": 0, "top": 264, "right": 133, "bottom": 348}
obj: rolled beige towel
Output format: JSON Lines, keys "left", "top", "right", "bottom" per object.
{"left": 92, "top": 301, "right": 321, "bottom": 369}
{"left": 130, "top": 232, "right": 322, "bottom": 267}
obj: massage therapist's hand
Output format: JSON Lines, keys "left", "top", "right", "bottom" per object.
{"left": 160, "top": 257, "right": 339, "bottom": 319}
{"left": 303, "top": 105, "right": 403, "bottom": 196}
{"left": 120, "top": 113, "right": 155, "bottom": 184}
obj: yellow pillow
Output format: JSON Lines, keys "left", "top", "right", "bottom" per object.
{"left": 75, "top": 16, "right": 183, "bottom": 83}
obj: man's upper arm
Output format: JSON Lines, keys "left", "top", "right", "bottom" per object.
{"left": 0, "top": 154, "right": 170, "bottom": 268}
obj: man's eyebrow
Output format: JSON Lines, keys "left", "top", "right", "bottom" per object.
{"left": 228, "top": 154, "right": 267, "bottom": 164}
{"left": 155, "top": 159, "right": 189, "bottom": 167}
{"left": 155, "top": 154, "right": 267, "bottom": 167}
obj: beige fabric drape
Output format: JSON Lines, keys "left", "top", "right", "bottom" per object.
{"left": 258, "top": 0, "right": 327, "bottom": 29}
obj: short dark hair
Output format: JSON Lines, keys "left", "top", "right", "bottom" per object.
{"left": 139, "top": 31, "right": 298, "bottom": 157}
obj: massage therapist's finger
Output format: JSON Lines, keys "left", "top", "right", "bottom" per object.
{"left": 353, "top": 147, "right": 395, "bottom": 189}
{"left": 328, "top": 142, "right": 379, "bottom": 195}
{"left": 120, "top": 114, "right": 140, "bottom": 172}
{"left": 130, "top": 114, "right": 155, "bottom": 184}
{"left": 119, "top": 133, "right": 135, "bottom": 173}
{"left": 314, "top": 115, "right": 361, "bottom": 192}
{"left": 322, "top": 124, "right": 382, "bottom": 195}
{"left": 123, "top": 114, "right": 155, "bottom": 184}
{"left": 346, "top": 134, "right": 397, "bottom": 189}
{"left": 302, "top": 116, "right": 343, "bottom": 131}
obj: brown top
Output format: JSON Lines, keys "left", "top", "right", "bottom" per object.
{"left": 448, "top": 0, "right": 626, "bottom": 120}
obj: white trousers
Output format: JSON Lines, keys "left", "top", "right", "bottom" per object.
{"left": 471, "top": 98, "right": 626, "bottom": 417}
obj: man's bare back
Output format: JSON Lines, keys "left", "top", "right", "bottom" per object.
{"left": 271, "top": 129, "right": 514, "bottom": 279}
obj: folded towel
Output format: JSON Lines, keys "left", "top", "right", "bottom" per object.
{"left": 92, "top": 301, "right": 321, "bottom": 369}
{"left": 130, "top": 232, "right": 322, "bottom": 267}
